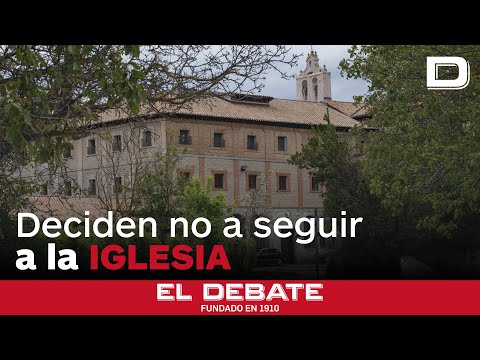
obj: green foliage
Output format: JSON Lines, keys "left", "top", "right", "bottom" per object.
{"left": 170, "top": 176, "right": 257, "bottom": 272}
{"left": 142, "top": 174, "right": 232, "bottom": 242}
{"left": 1, "top": 45, "right": 147, "bottom": 164}
{"left": 0, "top": 45, "right": 298, "bottom": 249}
{"left": 179, "top": 176, "right": 230, "bottom": 243}
{"left": 137, "top": 146, "right": 184, "bottom": 237}
{"left": 340, "top": 45, "right": 480, "bottom": 236}
{"left": 240, "top": 175, "right": 270, "bottom": 238}
{"left": 0, "top": 45, "right": 298, "bottom": 166}
{"left": 223, "top": 238, "right": 257, "bottom": 273}
{"left": 0, "top": 140, "right": 33, "bottom": 247}
{"left": 290, "top": 113, "right": 401, "bottom": 277}
{"left": 290, "top": 121, "right": 393, "bottom": 239}
{"left": 138, "top": 151, "right": 231, "bottom": 243}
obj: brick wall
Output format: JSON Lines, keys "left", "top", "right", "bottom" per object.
{"left": 23, "top": 116, "right": 329, "bottom": 210}
{"left": 166, "top": 118, "right": 324, "bottom": 209}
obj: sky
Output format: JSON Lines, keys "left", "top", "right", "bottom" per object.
{"left": 260, "top": 45, "right": 369, "bottom": 102}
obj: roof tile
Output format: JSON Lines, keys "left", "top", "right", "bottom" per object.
{"left": 99, "top": 97, "right": 361, "bottom": 128}
{"left": 324, "top": 99, "right": 368, "bottom": 118}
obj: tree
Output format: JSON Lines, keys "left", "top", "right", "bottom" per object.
{"left": 238, "top": 175, "right": 270, "bottom": 270}
{"left": 95, "top": 122, "right": 151, "bottom": 218}
{"left": 240, "top": 174, "right": 271, "bottom": 245}
{"left": 290, "top": 115, "right": 400, "bottom": 278}
{"left": 340, "top": 45, "right": 480, "bottom": 237}
{"left": 0, "top": 45, "right": 298, "bottom": 164}
{"left": 0, "top": 45, "right": 298, "bottom": 243}
{"left": 177, "top": 176, "right": 230, "bottom": 244}
{"left": 137, "top": 145, "right": 185, "bottom": 237}
{"left": 290, "top": 120, "right": 394, "bottom": 235}
{"left": 0, "top": 140, "right": 31, "bottom": 256}
{"left": 178, "top": 176, "right": 256, "bottom": 273}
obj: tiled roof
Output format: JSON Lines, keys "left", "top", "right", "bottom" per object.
{"left": 323, "top": 99, "right": 368, "bottom": 118}
{"left": 24, "top": 196, "right": 104, "bottom": 221}
{"left": 98, "top": 96, "right": 361, "bottom": 129}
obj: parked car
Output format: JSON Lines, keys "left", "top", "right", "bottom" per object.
{"left": 256, "top": 248, "right": 286, "bottom": 266}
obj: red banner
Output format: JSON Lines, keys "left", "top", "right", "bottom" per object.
{"left": 1, "top": 280, "right": 480, "bottom": 315}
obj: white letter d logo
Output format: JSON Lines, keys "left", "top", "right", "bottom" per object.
{"left": 427, "top": 56, "right": 470, "bottom": 90}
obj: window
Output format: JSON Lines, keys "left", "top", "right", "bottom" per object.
{"left": 179, "top": 172, "right": 191, "bottom": 181}
{"left": 63, "top": 146, "right": 72, "bottom": 159}
{"left": 142, "top": 130, "right": 152, "bottom": 147}
{"left": 214, "top": 173, "right": 224, "bottom": 190}
{"left": 88, "top": 179, "right": 96, "bottom": 195}
{"left": 113, "top": 176, "right": 122, "bottom": 194}
{"left": 39, "top": 183, "right": 48, "bottom": 196}
{"left": 248, "top": 174, "right": 257, "bottom": 190}
{"left": 212, "top": 170, "right": 228, "bottom": 191}
{"left": 278, "top": 176, "right": 288, "bottom": 191}
{"left": 277, "top": 174, "right": 290, "bottom": 192}
{"left": 247, "top": 135, "right": 258, "bottom": 150}
{"left": 112, "top": 135, "right": 122, "bottom": 152}
{"left": 311, "top": 177, "right": 321, "bottom": 192}
{"left": 277, "top": 136, "right": 287, "bottom": 152}
{"left": 179, "top": 130, "right": 191, "bottom": 145}
{"left": 177, "top": 169, "right": 193, "bottom": 182}
{"left": 64, "top": 180, "right": 72, "bottom": 196}
{"left": 213, "top": 133, "right": 225, "bottom": 148}
{"left": 87, "top": 139, "right": 96, "bottom": 155}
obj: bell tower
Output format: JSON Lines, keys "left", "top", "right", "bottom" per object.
{"left": 296, "top": 50, "right": 332, "bottom": 102}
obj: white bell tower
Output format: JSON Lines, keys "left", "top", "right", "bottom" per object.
{"left": 296, "top": 50, "right": 332, "bottom": 102}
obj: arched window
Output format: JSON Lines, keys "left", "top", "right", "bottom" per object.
{"left": 312, "top": 77, "right": 318, "bottom": 100}
{"left": 302, "top": 80, "right": 308, "bottom": 100}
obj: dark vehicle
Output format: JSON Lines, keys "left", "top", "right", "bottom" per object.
{"left": 256, "top": 248, "right": 286, "bottom": 266}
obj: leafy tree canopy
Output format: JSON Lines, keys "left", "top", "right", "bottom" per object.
{"left": 340, "top": 45, "right": 480, "bottom": 236}
{"left": 0, "top": 45, "right": 298, "bottom": 164}
{"left": 0, "top": 45, "right": 298, "bottom": 235}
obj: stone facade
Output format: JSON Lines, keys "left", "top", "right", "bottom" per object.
{"left": 20, "top": 116, "right": 340, "bottom": 262}
{"left": 167, "top": 118, "right": 325, "bottom": 210}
